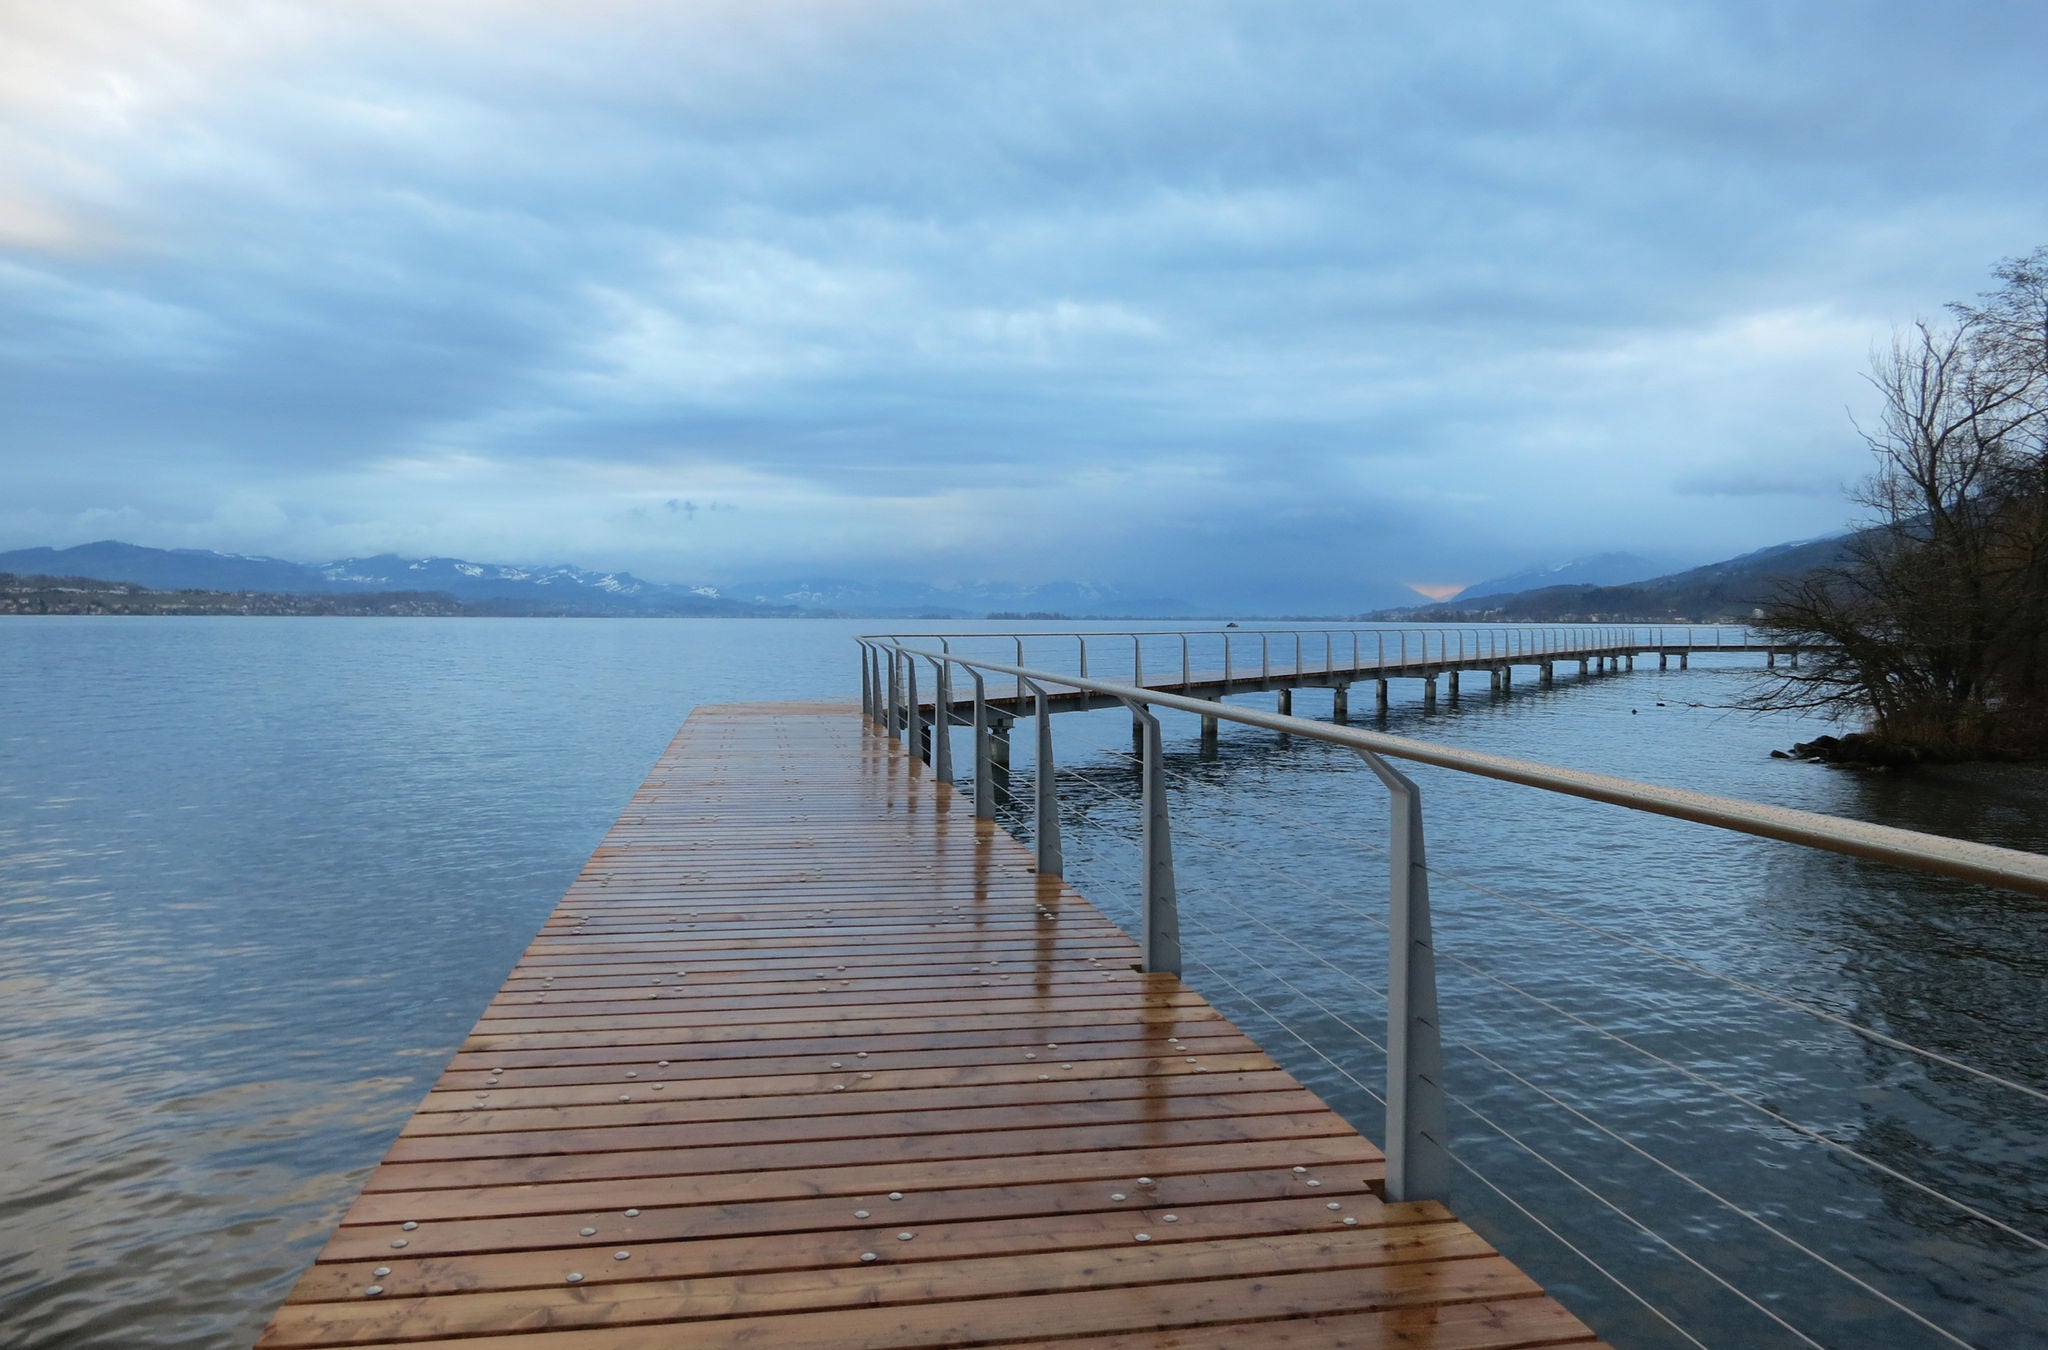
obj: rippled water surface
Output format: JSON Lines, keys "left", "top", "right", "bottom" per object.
{"left": 2, "top": 618, "right": 2043, "bottom": 1348}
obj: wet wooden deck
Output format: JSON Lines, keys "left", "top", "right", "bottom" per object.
{"left": 258, "top": 702, "right": 1604, "bottom": 1349}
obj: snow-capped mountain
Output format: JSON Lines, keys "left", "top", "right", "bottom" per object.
{"left": 0, "top": 542, "right": 773, "bottom": 614}
{"left": 0, "top": 542, "right": 1194, "bottom": 617}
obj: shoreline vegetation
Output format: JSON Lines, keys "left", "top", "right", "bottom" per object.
{"left": 1, "top": 572, "right": 472, "bottom": 617}
{"left": 1748, "top": 248, "right": 2048, "bottom": 765}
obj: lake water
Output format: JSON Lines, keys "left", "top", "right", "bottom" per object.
{"left": 1, "top": 618, "right": 2043, "bottom": 1348}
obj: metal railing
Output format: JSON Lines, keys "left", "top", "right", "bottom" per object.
{"left": 865, "top": 624, "right": 1778, "bottom": 704}
{"left": 854, "top": 636, "right": 2048, "bottom": 1223}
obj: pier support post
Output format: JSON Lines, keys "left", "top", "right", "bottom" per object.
{"left": 1541, "top": 661, "right": 1554, "bottom": 687}
{"left": 1581, "top": 657, "right": 1593, "bottom": 677}
{"left": 1659, "top": 652, "right": 1668, "bottom": 670}
{"left": 1278, "top": 688, "right": 1293, "bottom": 717}
{"left": 1423, "top": 675, "right": 1438, "bottom": 711}
{"left": 1626, "top": 653, "right": 1634, "bottom": 671}
{"left": 1680, "top": 651, "right": 1689, "bottom": 670}
{"left": 1768, "top": 649, "right": 1776, "bottom": 668}
{"left": 1791, "top": 648, "right": 1801, "bottom": 668}
{"left": 1133, "top": 712, "right": 1146, "bottom": 756}
{"left": 1447, "top": 670, "right": 1460, "bottom": 700}
{"left": 1198, "top": 696, "right": 1219, "bottom": 759}
{"left": 1376, "top": 678, "right": 1389, "bottom": 713}
{"left": 1332, "top": 683, "right": 1350, "bottom": 722}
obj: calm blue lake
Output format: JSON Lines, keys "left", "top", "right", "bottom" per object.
{"left": 1, "top": 618, "right": 2043, "bottom": 1348}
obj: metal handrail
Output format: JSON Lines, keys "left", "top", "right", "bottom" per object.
{"left": 864, "top": 640, "right": 2048, "bottom": 905}
{"left": 875, "top": 624, "right": 1762, "bottom": 650}
{"left": 870, "top": 625, "right": 1772, "bottom": 696}
{"left": 857, "top": 635, "right": 2048, "bottom": 1212}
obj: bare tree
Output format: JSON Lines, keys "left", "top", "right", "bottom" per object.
{"left": 1750, "top": 253, "right": 2048, "bottom": 760}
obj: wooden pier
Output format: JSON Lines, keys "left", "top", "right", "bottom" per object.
{"left": 257, "top": 702, "right": 1605, "bottom": 1349}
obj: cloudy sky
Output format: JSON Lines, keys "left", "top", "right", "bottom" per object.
{"left": 3, "top": 1, "right": 2044, "bottom": 609}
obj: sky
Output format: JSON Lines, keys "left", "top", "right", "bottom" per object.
{"left": 3, "top": 1, "right": 2045, "bottom": 611}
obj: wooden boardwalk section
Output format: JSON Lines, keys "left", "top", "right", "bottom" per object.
{"left": 258, "top": 702, "right": 1605, "bottom": 1349}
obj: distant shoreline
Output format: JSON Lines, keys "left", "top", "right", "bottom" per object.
{"left": 1, "top": 572, "right": 1750, "bottom": 625}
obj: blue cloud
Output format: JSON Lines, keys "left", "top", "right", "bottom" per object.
{"left": 2, "top": 1, "right": 2043, "bottom": 608}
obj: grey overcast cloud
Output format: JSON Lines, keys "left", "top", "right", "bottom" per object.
{"left": 3, "top": 1, "right": 2045, "bottom": 610}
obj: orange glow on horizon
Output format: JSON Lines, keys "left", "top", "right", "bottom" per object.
{"left": 1404, "top": 582, "right": 1466, "bottom": 601}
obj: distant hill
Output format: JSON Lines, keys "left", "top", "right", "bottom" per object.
{"left": 0, "top": 542, "right": 1194, "bottom": 619}
{"left": 0, "top": 542, "right": 789, "bottom": 616}
{"left": 0, "top": 571, "right": 467, "bottom": 617}
{"left": 1378, "top": 532, "right": 1857, "bottom": 622}
{"left": 0, "top": 541, "right": 340, "bottom": 594}
{"left": 1455, "top": 552, "right": 1669, "bottom": 601}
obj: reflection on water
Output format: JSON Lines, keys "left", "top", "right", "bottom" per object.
{"left": 2, "top": 620, "right": 2044, "bottom": 1348}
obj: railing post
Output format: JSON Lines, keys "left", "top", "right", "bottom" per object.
{"left": 1133, "top": 634, "right": 1144, "bottom": 688}
{"left": 928, "top": 658, "right": 953, "bottom": 783}
{"left": 1180, "top": 634, "right": 1191, "bottom": 691}
{"left": 1015, "top": 637, "right": 1025, "bottom": 706}
{"left": 1261, "top": 634, "right": 1271, "bottom": 686}
{"left": 1118, "top": 696, "right": 1181, "bottom": 975}
{"left": 859, "top": 642, "right": 872, "bottom": 721}
{"left": 906, "top": 658, "right": 925, "bottom": 764}
{"left": 1355, "top": 748, "right": 1450, "bottom": 1204}
{"left": 868, "top": 645, "right": 883, "bottom": 726}
{"left": 969, "top": 668, "right": 993, "bottom": 820}
{"left": 888, "top": 651, "right": 904, "bottom": 739}
{"left": 1024, "top": 679, "right": 1063, "bottom": 878}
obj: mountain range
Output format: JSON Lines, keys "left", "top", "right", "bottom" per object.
{"left": 1378, "top": 533, "right": 1855, "bottom": 621}
{"left": 1454, "top": 551, "right": 1674, "bottom": 601}
{"left": 0, "top": 542, "right": 1194, "bottom": 619}
{"left": 0, "top": 534, "right": 1857, "bottom": 621}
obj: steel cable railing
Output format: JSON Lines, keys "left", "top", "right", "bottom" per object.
{"left": 1053, "top": 751, "right": 2048, "bottom": 1264}
{"left": 1087, "top": 738, "right": 2048, "bottom": 1119}
{"left": 875, "top": 624, "right": 1771, "bottom": 700}
{"left": 1045, "top": 820, "right": 1738, "bottom": 1350}
{"left": 1032, "top": 773, "right": 1973, "bottom": 1349}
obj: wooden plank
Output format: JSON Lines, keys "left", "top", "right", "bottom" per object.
{"left": 257, "top": 703, "right": 1601, "bottom": 1348}
{"left": 284, "top": 1195, "right": 1443, "bottom": 1303}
